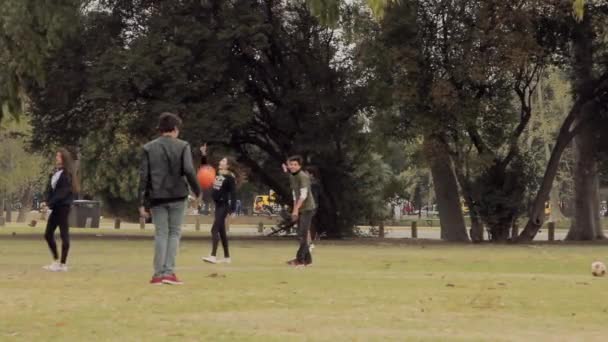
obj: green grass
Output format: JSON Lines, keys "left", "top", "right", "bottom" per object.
{"left": 2, "top": 231, "right": 608, "bottom": 341}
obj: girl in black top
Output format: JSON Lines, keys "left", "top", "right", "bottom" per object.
{"left": 200, "top": 144, "right": 237, "bottom": 264}
{"left": 43, "top": 148, "right": 80, "bottom": 272}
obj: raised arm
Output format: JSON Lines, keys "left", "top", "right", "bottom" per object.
{"left": 200, "top": 143, "right": 208, "bottom": 166}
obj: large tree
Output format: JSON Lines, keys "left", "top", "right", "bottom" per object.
{"left": 26, "top": 0, "right": 383, "bottom": 236}
{"left": 351, "top": 0, "right": 557, "bottom": 241}
{"left": 517, "top": 0, "right": 608, "bottom": 241}
{"left": 0, "top": 0, "right": 85, "bottom": 122}
{"left": 314, "top": 0, "right": 608, "bottom": 242}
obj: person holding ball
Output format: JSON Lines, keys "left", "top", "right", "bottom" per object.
{"left": 200, "top": 143, "right": 237, "bottom": 264}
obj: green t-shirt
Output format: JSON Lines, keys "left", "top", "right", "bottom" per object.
{"left": 289, "top": 171, "right": 316, "bottom": 211}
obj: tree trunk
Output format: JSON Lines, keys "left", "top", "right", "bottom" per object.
{"left": 424, "top": 135, "right": 469, "bottom": 242}
{"left": 453, "top": 160, "right": 483, "bottom": 242}
{"left": 16, "top": 186, "right": 34, "bottom": 223}
{"left": 0, "top": 197, "right": 5, "bottom": 226}
{"left": 427, "top": 171, "right": 433, "bottom": 215}
{"left": 566, "top": 125, "right": 604, "bottom": 240}
{"left": 5, "top": 201, "right": 12, "bottom": 223}
{"left": 567, "top": 141, "right": 594, "bottom": 240}
{"left": 565, "top": 9, "right": 602, "bottom": 240}
{"left": 469, "top": 215, "right": 484, "bottom": 243}
{"left": 591, "top": 171, "right": 604, "bottom": 239}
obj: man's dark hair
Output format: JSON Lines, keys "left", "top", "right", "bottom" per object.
{"left": 287, "top": 155, "right": 304, "bottom": 165}
{"left": 158, "top": 112, "right": 182, "bottom": 133}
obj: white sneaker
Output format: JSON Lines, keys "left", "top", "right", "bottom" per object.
{"left": 219, "top": 258, "right": 231, "bottom": 264}
{"left": 43, "top": 261, "right": 62, "bottom": 272}
{"left": 202, "top": 256, "right": 218, "bottom": 264}
{"left": 59, "top": 264, "right": 68, "bottom": 272}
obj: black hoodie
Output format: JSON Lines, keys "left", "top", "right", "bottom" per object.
{"left": 201, "top": 155, "right": 237, "bottom": 213}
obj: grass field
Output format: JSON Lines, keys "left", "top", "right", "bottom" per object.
{"left": 2, "top": 229, "right": 608, "bottom": 341}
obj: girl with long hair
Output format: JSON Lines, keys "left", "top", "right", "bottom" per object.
{"left": 43, "top": 148, "right": 80, "bottom": 272}
{"left": 200, "top": 144, "right": 238, "bottom": 264}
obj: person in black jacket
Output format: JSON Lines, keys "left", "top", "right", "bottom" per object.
{"left": 43, "top": 148, "right": 79, "bottom": 272}
{"left": 139, "top": 113, "right": 201, "bottom": 285}
{"left": 200, "top": 144, "right": 237, "bottom": 264}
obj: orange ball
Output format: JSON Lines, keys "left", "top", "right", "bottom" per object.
{"left": 197, "top": 166, "right": 216, "bottom": 190}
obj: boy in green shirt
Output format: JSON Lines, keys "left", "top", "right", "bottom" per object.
{"left": 285, "top": 155, "right": 317, "bottom": 266}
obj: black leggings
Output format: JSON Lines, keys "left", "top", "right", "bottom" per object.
{"left": 44, "top": 206, "right": 71, "bottom": 264}
{"left": 211, "top": 204, "right": 230, "bottom": 258}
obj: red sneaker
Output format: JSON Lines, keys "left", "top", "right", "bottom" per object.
{"left": 162, "top": 274, "right": 184, "bottom": 285}
{"left": 149, "top": 276, "right": 163, "bottom": 285}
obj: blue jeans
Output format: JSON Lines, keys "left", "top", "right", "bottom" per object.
{"left": 151, "top": 200, "right": 186, "bottom": 277}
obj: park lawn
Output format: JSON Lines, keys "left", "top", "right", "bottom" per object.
{"left": 1, "top": 231, "right": 608, "bottom": 341}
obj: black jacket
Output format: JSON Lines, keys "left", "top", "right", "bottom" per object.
{"left": 138, "top": 136, "right": 201, "bottom": 207}
{"left": 46, "top": 170, "right": 74, "bottom": 209}
{"left": 201, "top": 156, "right": 237, "bottom": 213}
{"left": 212, "top": 173, "right": 237, "bottom": 212}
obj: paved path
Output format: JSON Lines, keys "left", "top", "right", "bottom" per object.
{"left": 1, "top": 221, "right": 567, "bottom": 241}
